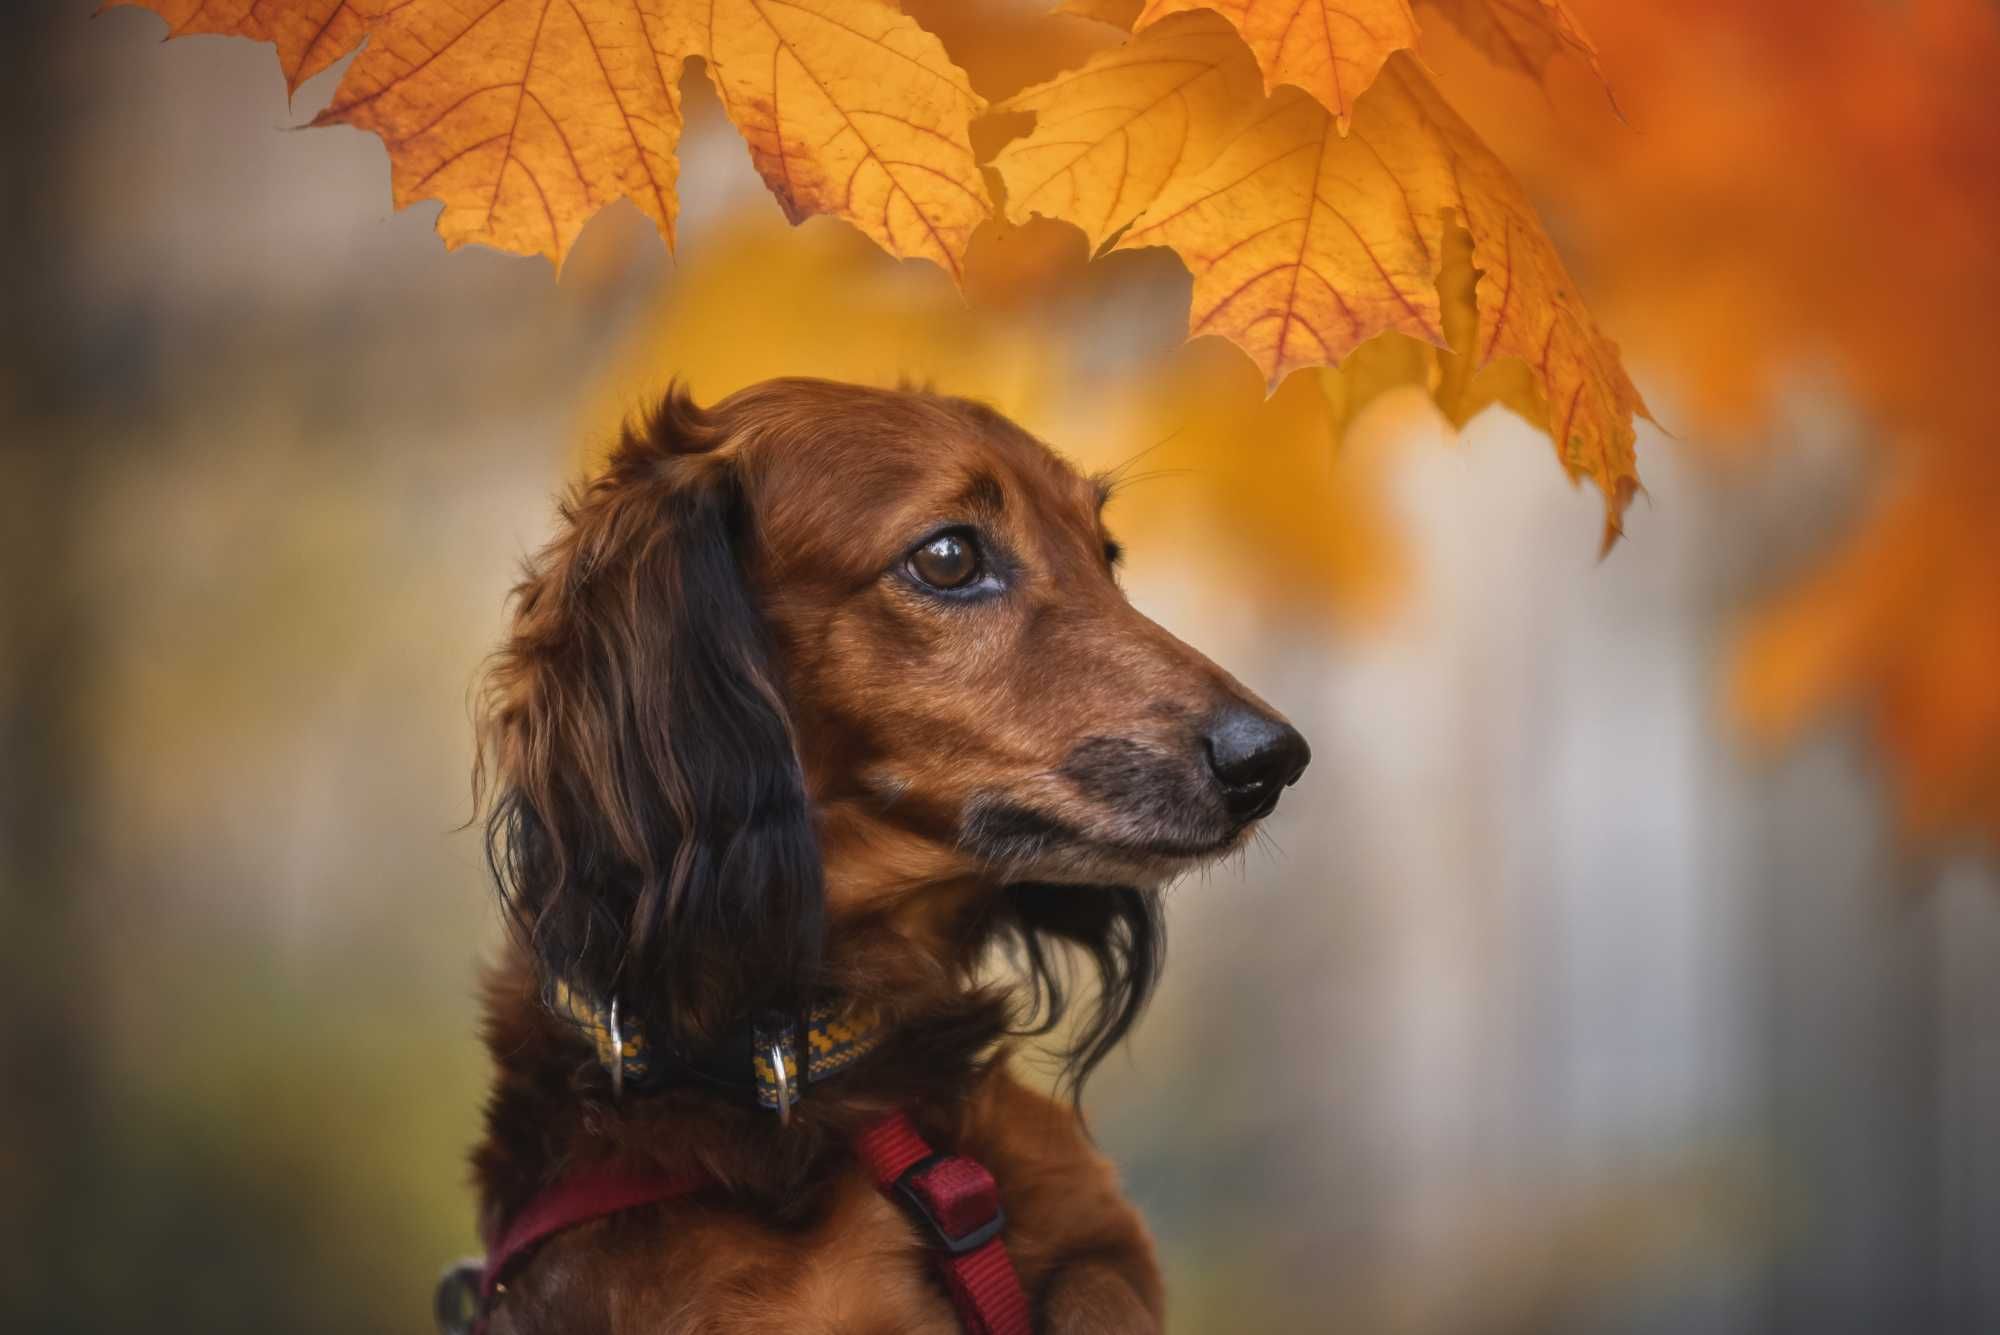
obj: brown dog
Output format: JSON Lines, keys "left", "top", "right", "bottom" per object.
{"left": 463, "top": 379, "right": 1309, "bottom": 1333}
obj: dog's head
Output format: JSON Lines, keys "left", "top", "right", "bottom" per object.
{"left": 479, "top": 379, "right": 1308, "bottom": 1076}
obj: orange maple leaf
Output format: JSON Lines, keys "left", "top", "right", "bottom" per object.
{"left": 1091, "top": 48, "right": 1642, "bottom": 540}
{"left": 1123, "top": 0, "right": 1601, "bottom": 129}
{"left": 1133, "top": 0, "right": 1420, "bottom": 130}
{"left": 112, "top": 0, "right": 989, "bottom": 276}
{"left": 698, "top": 1, "right": 989, "bottom": 280}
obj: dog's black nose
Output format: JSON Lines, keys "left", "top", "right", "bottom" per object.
{"left": 1203, "top": 705, "right": 1311, "bottom": 821}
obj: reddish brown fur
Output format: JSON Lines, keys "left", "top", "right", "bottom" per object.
{"left": 470, "top": 380, "right": 1302, "bottom": 1332}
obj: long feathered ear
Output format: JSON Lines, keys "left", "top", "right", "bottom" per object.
{"left": 477, "top": 390, "right": 823, "bottom": 1046}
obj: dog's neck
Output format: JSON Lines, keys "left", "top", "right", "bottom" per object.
{"left": 817, "top": 802, "right": 1001, "bottom": 962}
{"left": 471, "top": 836, "right": 1023, "bottom": 1238}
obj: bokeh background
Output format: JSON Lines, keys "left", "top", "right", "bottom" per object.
{"left": 5, "top": 1, "right": 1997, "bottom": 1331}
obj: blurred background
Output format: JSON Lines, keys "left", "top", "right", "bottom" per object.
{"left": 4, "top": 1, "right": 1996, "bottom": 1331}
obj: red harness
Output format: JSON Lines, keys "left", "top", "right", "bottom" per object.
{"left": 456, "top": 1111, "right": 1030, "bottom": 1335}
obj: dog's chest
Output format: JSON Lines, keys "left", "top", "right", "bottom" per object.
{"left": 528, "top": 1174, "right": 964, "bottom": 1335}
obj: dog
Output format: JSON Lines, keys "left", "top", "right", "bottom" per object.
{"left": 454, "top": 378, "right": 1309, "bottom": 1333}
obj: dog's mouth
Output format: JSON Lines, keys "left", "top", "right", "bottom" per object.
{"left": 957, "top": 796, "right": 1252, "bottom": 883}
{"left": 954, "top": 733, "right": 1304, "bottom": 883}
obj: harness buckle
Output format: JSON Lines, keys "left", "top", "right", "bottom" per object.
{"left": 890, "top": 1152, "right": 1007, "bottom": 1256}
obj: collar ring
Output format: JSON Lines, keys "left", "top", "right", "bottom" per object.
{"left": 770, "top": 1038, "right": 792, "bottom": 1125}
{"left": 608, "top": 997, "right": 625, "bottom": 1101}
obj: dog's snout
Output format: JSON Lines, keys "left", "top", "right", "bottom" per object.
{"left": 1202, "top": 705, "right": 1310, "bottom": 821}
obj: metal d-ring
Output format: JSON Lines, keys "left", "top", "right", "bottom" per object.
{"left": 608, "top": 997, "right": 625, "bottom": 1101}
{"left": 433, "top": 1257, "right": 484, "bottom": 1335}
{"left": 770, "top": 1038, "right": 793, "bottom": 1125}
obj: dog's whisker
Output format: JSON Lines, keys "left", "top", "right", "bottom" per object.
{"left": 1099, "top": 428, "right": 1184, "bottom": 489}
{"left": 1103, "top": 466, "right": 1197, "bottom": 493}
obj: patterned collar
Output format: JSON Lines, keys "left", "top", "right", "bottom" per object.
{"left": 550, "top": 979, "right": 885, "bottom": 1117}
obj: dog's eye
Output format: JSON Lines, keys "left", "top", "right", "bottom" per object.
{"left": 908, "top": 531, "right": 980, "bottom": 590}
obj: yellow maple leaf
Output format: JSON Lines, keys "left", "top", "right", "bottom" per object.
{"left": 1316, "top": 329, "right": 1432, "bottom": 435}
{"left": 115, "top": 0, "right": 988, "bottom": 275}
{"left": 1111, "top": 52, "right": 1643, "bottom": 542}
{"left": 1134, "top": 0, "right": 1419, "bottom": 130}
{"left": 589, "top": 211, "right": 1405, "bottom": 631}
{"left": 1111, "top": 0, "right": 1603, "bottom": 127}
{"left": 992, "top": 12, "right": 1264, "bottom": 251}
{"left": 310, "top": 0, "right": 703, "bottom": 264}
{"left": 701, "top": 0, "right": 988, "bottom": 280}
{"left": 1316, "top": 223, "right": 1630, "bottom": 539}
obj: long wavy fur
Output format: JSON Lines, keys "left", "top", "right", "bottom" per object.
{"left": 475, "top": 390, "right": 822, "bottom": 1047}
{"left": 999, "top": 884, "right": 1165, "bottom": 1101}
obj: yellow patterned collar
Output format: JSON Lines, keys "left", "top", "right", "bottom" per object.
{"left": 550, "top": 979, "right": 885, "bottom": 1116}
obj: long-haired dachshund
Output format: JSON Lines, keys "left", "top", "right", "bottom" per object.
{"left": 453, "top": 378, "right": 1308, "bottom": 1334}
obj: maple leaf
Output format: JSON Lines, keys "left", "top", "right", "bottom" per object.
{"left": 699, "top": 0, "right": 988, "bottom": 279}
{"left": 1315, "top": 329, "right": 1432, "bottom": 435}
{"left": 114, "top": 0, "right": 988, "bottom": 276}
{"left": 112, "top": 0, "right": 378, "bottom": 93}
{"left": 991, "top": 11, "right": 1264, "bottom": 251}
{"left": 302, "top": 0, "right": 704, "bottom": 265}
{"left": 1094, "top": 49, "right": 1641, "bottom": 540}
{"left": 1120, "top": 0, "right": 1601, "bottom": 131}
{"left": 1314, "top": 224, "right": 1495, "bottom": 436}
{"left": 1133, "top": 0, "right": 1420, "bottom": 131}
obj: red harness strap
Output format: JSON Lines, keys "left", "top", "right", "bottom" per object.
{"left": 457, "top": 1114, "right": 1030, "bottom": 1335}
{"left": 852, "top": 1112, "right": 1033, "bottom": 1335}
{"left": 468, "top": 1164, "right": 708, "bottom": 1334}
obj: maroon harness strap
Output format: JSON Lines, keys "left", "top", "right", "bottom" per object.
{"left": 471, "top": 1164, "right": 707, "bottom": 1333}
{"left": 852, "top": 1112, "right": 1033, "bottom": 1335}
{"left": 464, "top": 1113, "right": 1030, "bottom": 1335}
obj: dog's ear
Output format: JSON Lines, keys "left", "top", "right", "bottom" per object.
{"left": 479, "top": 389, "right": 822, "bottom": 1045}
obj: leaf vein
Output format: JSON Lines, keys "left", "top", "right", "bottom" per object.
{"left": 572, "top": 0, "right": 674, "bottom": 227}
{"left": 322, "top": 0, "right": 513, "bottom": 120}
{"left": 742, "top": 0, "right": 969, "bottom": 277}
{"left": 484, "top": 0, "right": 557, "bottom": 230}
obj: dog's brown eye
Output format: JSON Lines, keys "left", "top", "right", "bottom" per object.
{"left": 909, "top": 532, "right": 980, "bottom": 590}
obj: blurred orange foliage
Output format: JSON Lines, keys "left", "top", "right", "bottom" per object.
{"left": 1422, "top": 0, "right": 2000, "bottom": 833}
{"left": 1423, "top": 0, "right": 1601, "bottom": 88}
{"left": 584, "top": 213, "right": 1407, "bottom": 625}
{"left": 1734, "top": 454, "right": 2000, "bottom": 835}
